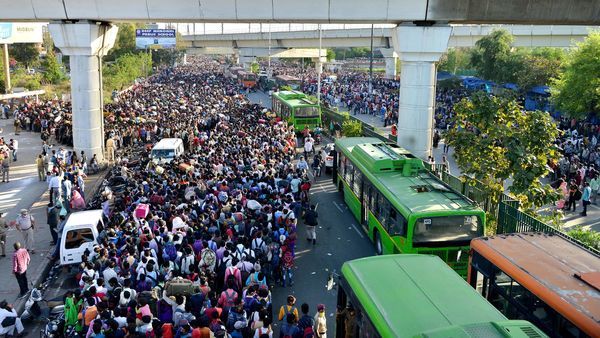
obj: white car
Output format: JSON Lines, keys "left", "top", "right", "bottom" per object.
{"left": 321, "top": 143, "right": 335, "bottom": 173}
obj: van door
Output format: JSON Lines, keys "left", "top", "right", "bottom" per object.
{"left": 61, "top": 226, "right": 97, "bottom": 265}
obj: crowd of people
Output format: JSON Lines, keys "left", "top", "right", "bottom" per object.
{"left": 2, "top": 57, "right": 334, "bottom": 338}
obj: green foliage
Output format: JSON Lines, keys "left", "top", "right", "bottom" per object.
{"left": 42, "top": 30, "right": 55, "bottom": 53}
{"left": 107, "top": 23, "right": 138, "bottom": 61}
{"left": 332, "top": 47, "right": 371, "bottom": 60}
{"left": 42, "top": 51, "right": 65, "bottom": 84}
{"left": 470, "top": 30, "right": 522, "bottom": 84}
{"left": 567, "top": 226, "right": 600, "bottom": 250}
{"left": 9, "top": 43, "right": 39, "bottom": 67}
{"left": 439, "top": 48, "right": 473, "bottom": 75}
{"left": 342, "top": 119, "right": 362, "bottom": 137}
{"left": 514, "top": 48, "right": 565, "bottom": 91}
{"left": 551, "top": 32, "right": 600, "bottom": 118}
{"left": 326, "top": 49, "right": 336, "bottom": 61}
{"left": 103, "top": 53, "right": 152, "bottom": 93}
{"left": 11, "top": 68, "right": 42, "bottom": 90}
{"left": 250, "top": 61, "right": 260, "bottom": 74}
{"left": 446, "top": 92, "right": 561, "bottom": 209}
{"left": 0, "top": 49, "right": 5, "bottom": 93}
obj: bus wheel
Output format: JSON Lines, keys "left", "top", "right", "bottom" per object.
{"left": 374, "top": 231, "right": 383, "bottom": 255}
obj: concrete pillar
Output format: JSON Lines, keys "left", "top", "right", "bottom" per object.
{"left": 392, "top": 25, "right": 451, "bottom": 159}
{"left": 240, "top": 56, "right": 254, "bottom": 70}
{"left": 2, "top": 44, "right": 10, "bottom": 93}
{"left": 232, "top": 53, "right": 240, "bottom": 65}
{"left": 182, "top": 53, "right": 188, "bottom": 65}
{"left": 379, "top": 48, "right": 398, "bottom": 80}
{"left": 49, "top": 21, "right": 118, "bottom": 162}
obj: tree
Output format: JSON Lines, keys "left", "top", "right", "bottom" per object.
{"left": 514, "top": 48, "right": 564, "bottom": 91}
{"left": 470, "top": 30, "right": 522, "bottom": 84}
{"left": 103, "top": 52, "right": 152, "bottom": 93}
{"left": 42, "top": 51, "right": 65, "bottom": 84}
{"left": 106, "top": 23, "right": 138, "bottom": 61}
{"left": 9, "top": 43, "right": 39, "bottom": 68}
{"left": 326, "top": 49, "right": 336, "bottom": 62}
{"left": 342, "top": 120, "right": 362, "bottom": 137}
{"left": 439, "top": 48, "right": 473, "bottom": 75}
{"left": 551, "top": 32, "right": 600, "bottom": 118}
{"left": 0, "top": 48, "right": 5, "bottom": 93}
{"left": 445, "top": 92, "right": 561, "bottom": 209}
{"left": 250, "top": 61, "right": 260, "bottom": 74}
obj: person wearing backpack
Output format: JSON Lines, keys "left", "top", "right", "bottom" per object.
{"left": 278, "top": 295, "right": 299, "bottom": 323}
{"left": 279, "top": 313, "right": 300, "bottom": 338}
{"left": 281, "top": 243, "right": 295, "bottom": 287}
{"left": 297, "top": 303, "right": 315, "bottom": 338}
{"left": 218, "top": 280, "right": 239, "bottom": 309}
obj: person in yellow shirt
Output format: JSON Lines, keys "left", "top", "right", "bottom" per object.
{"left": 36, "top": 154, "right": 46, "bottom": 181}
{"left": 278, "top": 295, "right": 299, "bottom": 323}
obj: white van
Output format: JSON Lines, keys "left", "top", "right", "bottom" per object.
{"left": 60, "top": 209, "right": 104, "bottom": 266}
{"left": 151, "top": 138, "right": 185, "bottom": 163}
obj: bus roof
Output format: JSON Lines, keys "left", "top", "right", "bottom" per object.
{"left": 273, "top": 91, "right": 318, "bottom": 107}
{"left": 275, "top": 74, "right": 300, "bottom": 81}
{"left": 471, "top": 233, "right": 600, "bottom": 335}
{"left": 336, "top": 137, "right": 480, "bottom": 215}
{"left": 342, "top": 255, "right": 544, "bottom": 337}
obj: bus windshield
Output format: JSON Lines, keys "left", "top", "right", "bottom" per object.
{"left": 295, "top": 106, "right": 320, "bottom": 118}
{"left": 152, "top": 149, "right": 175, "bottom": 159}
{"left": 413, "top": 215, "right": 480, "bottom": 245}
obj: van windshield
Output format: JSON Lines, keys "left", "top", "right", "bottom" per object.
{"left": 152, "top": 149, "right": 175, "bottom": 159}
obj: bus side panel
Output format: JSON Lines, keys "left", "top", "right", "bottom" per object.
{"left": 367, "top": 212, "right": 404, "bottom": 255}
{"left": 342, "top": 180, "right": 361, "bottom": 221}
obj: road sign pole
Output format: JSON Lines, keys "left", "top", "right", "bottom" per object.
{"left": 2, "top": 43, "right": 11, "bottom": 93}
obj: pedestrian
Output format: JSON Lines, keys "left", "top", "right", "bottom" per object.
{"left": 106, "top": 136, "right": 116, "bottom": 162}
{"left": 12, "top": 242, "right": 30, "bottom": 297}
{"left": 0, "top": 212, "right": 7, "bottom": 257}
{"left": 13, "top": 119, "right": 20, "bottom": 135}
{"left": 279, "top": 313, "right": 300, "bottom": 338}
{"left": 304, "top": 204, "right": 318, "bottom": 245}
{"left": 336, "top": 303, "right": 357, "bottom": 338}
{"left": 0, "top": 300, "right": 26, "bottom": 337}
{"left": 15, "top": 209, "right": 35, "bottom": 254}
{"left": 590, "top": 175, "right": 600, "bottom": 204}
{"left": 1, "top": 154, "right": 8, "bottom": 183}
{"left": 48, "top": 172, "right": 61, "bottom": 205}
{"left": 47, "top": 202, "right": 60, "bottom": 245}
{"left": 36, "top": 154, "right": 46, "bottom": 181}
{"left": 9, "top": 139, "right": 17, "bottom": 162}
{"left": 314, "top": 304, "right": 327, "bottom": 338}
{"left": 278, "top": 295, "right": 299, "bottom": 323}
{"left": 298, "top": 303, "right": 315, "bottom": 337}
{"left": 581, "top": 182, "right": 592, "bottom": 216}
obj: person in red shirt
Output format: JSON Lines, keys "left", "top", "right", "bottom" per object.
{"left": 12, "top": 242, "right": 30, "bottom": 297}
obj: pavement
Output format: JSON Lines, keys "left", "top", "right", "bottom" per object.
{"left": 0, "top": 116, "right": 105, "bottom": 331}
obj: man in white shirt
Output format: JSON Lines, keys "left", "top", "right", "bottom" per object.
{"left": 15, "top": 209, "right": 35, "bottom": 254}
{"left": 48, "top": 172, "right": 61, "bottom": 205}
{"left": 9, "top": 139, "right": 17, "bottom": 162}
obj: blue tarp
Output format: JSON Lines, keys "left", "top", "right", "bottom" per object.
{"left": 528, "top": 85, "right": 550, "bottom": 97}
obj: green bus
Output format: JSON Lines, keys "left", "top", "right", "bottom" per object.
{"left": 334, "top": 137, "right": 485, "bottom": 277}
{"left": 271, "top": 90, "right": 322, "bottom": 132}
{"left": 337, "top": 255, "right": 549, "bottom": 337}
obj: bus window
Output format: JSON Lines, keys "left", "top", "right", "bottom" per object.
{"left": 295, "top": 106, "right": 320, "bottom": 118}
{"left": 378, "top": 194, "right": 389, "bottom": 225}
{"left": 370, "top": 191, "right": 379, "bottom": 218}
{"left": 388, "top": 208, "right": 407, "bottom": 236}
{"left": 413, "top": 215, "right": 480, "bottom": 245}
{"left": 344, "top": 160, "right": 354, "bottom": 186}
{"left": 352, "top": 170, "right": 362, "bottom": 197}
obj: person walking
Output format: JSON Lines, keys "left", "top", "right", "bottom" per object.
{"left": 48, "top": 172, "right": 61, "bottom": 205}
{"left": 1, "top": 154, "right": 9, "bottom": 183}
{"left": 590, "top": 175, "right": 600, "bottom": 204}
{"left": 36, "top": 154, "right": 46, "bottom": 181}
{"left": 9, "top": 139, "right": 17, "bottom": 162}
{"left": 12, "top": 242, "right": 30, "bottom": 297}
{"left": 304, "top": 204, "right": 319, "bottom": 245}
{"left": 0, "top": 212, "right": 8, "bottom": 257}
{"left": 15, "top": 209, "right": 35, "bottom": 254}
{"left": 581, "top": 182, "right": 592, "bottom": 216}
{"left": 314, "top": 304, "right": 327, "bottom": 338}
{"left": 47, "top": 202, "right": 60, "bottom": 245}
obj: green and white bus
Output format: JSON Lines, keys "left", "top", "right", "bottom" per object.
{"left": 337, "top": 255, "right": 548, "bottom": 337}
{"left": 334, "top": 137, "right": 485, "bottom": 277}
{"left": 272, "top": 90, "right": 322, "bottom": 132}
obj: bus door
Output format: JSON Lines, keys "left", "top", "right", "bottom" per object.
{"left": 361, "top": 183, "right": 370, "bottom": 231}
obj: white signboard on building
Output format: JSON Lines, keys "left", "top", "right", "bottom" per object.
{"left": 0, "top": 23, "right": 44, "bottom": 44}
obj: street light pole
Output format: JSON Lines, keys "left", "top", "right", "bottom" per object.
{"left": 317, "top": 24, "right": 322, "bottom": 105}
{"left": 368, "top": 24, "right": 374, "bottom": 95}
{"left": 1, "top": 44, "right": 10, "bottom": 93}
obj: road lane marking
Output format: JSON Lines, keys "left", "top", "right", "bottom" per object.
{"left": 351, "top": 223, "right": 365, "bottom": 238}
{"left": 333, "top": 201, "right": 344, "bottom": 212}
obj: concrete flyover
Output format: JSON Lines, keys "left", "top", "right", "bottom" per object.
{"left": 1, "top": 0, "right": 600, "bottom": 24}
{"left": 183, "top": 25, "right": 597, "bottom": 49}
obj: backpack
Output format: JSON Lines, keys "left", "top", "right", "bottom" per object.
{"left": 174, "top": 308, "right": 195, "bottom": 327}
{"left": 223, "top": 290, "right": 237, "bottom": 307}
{"left": 163, "top": 243, "right": 177, "bottom": 261}
{"left": 303, "top": 326, "right": 315, "bottom": 338}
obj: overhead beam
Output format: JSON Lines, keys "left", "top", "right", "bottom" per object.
{"left": 1, "top": 0, "right": 599, "bottom": 25}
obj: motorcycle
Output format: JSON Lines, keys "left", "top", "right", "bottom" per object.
{"left": 40, "top": 313, "right": 66, "bottom": 338}
{"left": 20, "top": 287, "right": 42, "bottom": 321}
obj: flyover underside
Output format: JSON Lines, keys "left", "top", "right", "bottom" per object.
{"left": 1, "top": 0, "right": 600, "bottom": 24}
{"left": 191, "top": 37, "right": 391, "bottom": 49}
